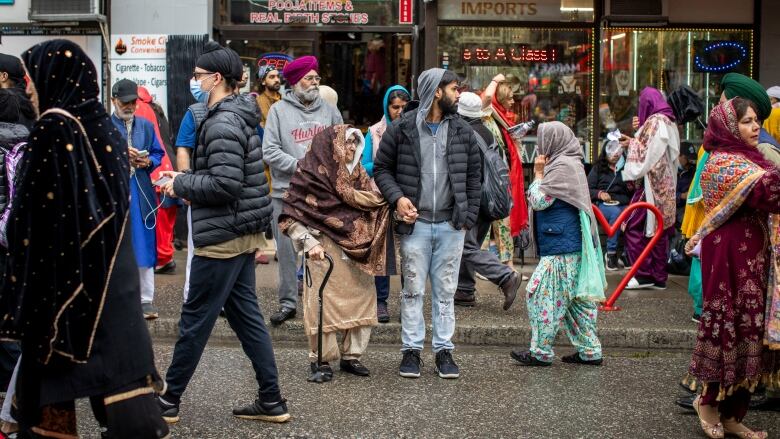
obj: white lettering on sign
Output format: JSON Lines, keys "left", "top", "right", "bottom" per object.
{"left": 248, "top": 0, "right": 368, "bottom": 24}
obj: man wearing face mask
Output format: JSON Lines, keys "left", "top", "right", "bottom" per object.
{"left": 156, "top": 40, "right": 287, "bottom": 425}
{"left": 110, "top": 79, "right": 165, "bottom": 320}
{"left": 374, "top": 68, "right": 482, "bottom": 379}
{"left": 263, "top": 55, "right": 343, "bottom": 326}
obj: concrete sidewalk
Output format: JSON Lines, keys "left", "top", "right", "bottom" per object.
{"left": 148, "top": 250, "right": 698, "bottom": 350}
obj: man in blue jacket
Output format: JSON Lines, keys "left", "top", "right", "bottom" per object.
{"left": 110, "top": 79, "right": 165, "bottom": 320}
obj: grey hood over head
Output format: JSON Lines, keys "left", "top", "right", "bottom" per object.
{"left": 415, "top": 68, "right": 446, "bottom": 127}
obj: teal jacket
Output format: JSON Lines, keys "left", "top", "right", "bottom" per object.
{"left": 362, "top": 85, "right": 410, "bottom": 177}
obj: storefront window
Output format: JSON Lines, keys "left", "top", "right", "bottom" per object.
{"left": 598, "top": 28, "right": 753, "bottom": 147}
{"left": 439, "top": 26, "right": 594, "bottom": 162}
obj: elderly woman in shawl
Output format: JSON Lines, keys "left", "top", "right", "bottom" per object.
{"left": 619, "top": 87, "right": 679, "bottom": 290}
{"left": 510, "top": 122, "right": 606, "bottom": 367}
{"left": 279, "top": 125, "right": 393, "bottom": 380}
{"left": 682, "top": 98, "right": 780, "bottom": 439}
{"left": 0, "top": 40, "right": 167, "bottom": 438}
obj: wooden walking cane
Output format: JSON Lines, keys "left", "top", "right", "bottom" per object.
{"left": 307, "top": 252, "right": 335, "bottom": 383}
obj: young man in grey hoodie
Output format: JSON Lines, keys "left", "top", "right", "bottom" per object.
{"left": 374, "top": 68, "right": 482, "bottom": 379}
{"left": 262, "top": 56, "right": 343, "bottom": 325}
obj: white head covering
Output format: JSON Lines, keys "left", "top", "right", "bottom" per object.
{"left": 319, "top": 85, "right": 338, "bottom": 107}
{"left": 767, "top": 86, "right": 780, "bottom": 100}
{"left": 457, "top": 91, "right": 487, "bottom": 118}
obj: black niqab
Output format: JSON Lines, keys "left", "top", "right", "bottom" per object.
{"left": 2, "top": 39, "right": 131, "bottom": 365}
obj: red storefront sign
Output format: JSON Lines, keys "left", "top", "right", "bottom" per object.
{"left": 399, "top": 0, "right": 413, "bottom": 24}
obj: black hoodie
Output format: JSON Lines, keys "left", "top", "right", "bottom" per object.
{"left": 173, "top": 94, "right": 272, "bottom": 247}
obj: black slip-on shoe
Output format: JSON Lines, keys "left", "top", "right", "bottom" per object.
{"left": 340, "top": 359, "right": 370, "bottom": 376}
{"left": 510, "top": 349, "right": 552, "bottom": 367}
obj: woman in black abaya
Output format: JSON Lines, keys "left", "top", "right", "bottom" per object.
{"left": 0, "top": 39, "right": 168, "bottom": 438}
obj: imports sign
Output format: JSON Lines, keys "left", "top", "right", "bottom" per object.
{"left": 110, "top": 34, "right": 168, "bottom": 113}
{"left": 438, "top": 0, "right": 580, "bottom": 21}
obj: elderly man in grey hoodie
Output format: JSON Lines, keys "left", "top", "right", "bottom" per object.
{"left": 374, "top": 68, "right": 482, "bottom": 379}
{"left": 262, "top": 56, "right": 343, "bottom": 326}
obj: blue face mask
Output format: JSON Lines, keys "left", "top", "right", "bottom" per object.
{"left": 615, "top": 156, "right": 626, "bottom": 171}
{"left": 190, "top": 78, "right": 208, "bottom": 104}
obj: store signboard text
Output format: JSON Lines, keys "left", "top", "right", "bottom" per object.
{"left": 461, "top": 45, "right": 559, "bottom": 64}
{"left": 110, "top": 34, "right": 168, "bottom": 113}
{"left": 249, "top": 0, "right": 368, "bottom": 24}
{"left": 438, "top": 0, "right": 563, "bottom": 21}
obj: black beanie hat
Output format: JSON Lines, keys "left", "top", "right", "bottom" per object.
{"left": 195, "top": 41, "right": 243, "bottom": 80}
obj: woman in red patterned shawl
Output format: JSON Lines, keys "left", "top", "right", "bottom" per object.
{"left": 684, "top": 97, "right": 780, "bottom": 439}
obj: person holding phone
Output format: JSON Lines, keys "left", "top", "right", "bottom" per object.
{"left": 110, "top": 79, "right": 165, "bottom": 320}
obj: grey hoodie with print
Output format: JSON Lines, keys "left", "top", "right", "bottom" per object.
{"left": 262, "top": 89, "right": 343, "bottom": 198}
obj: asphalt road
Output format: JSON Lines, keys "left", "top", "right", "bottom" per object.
{"left": 74, "top": 342, "right": 780, "bottom": 439}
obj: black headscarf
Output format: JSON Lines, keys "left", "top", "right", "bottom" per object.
{"left": 1, "top": 39, "right": 131, "bottom": 365}
{"left": 196, "top": 41, "right": 243, "bottom": 80}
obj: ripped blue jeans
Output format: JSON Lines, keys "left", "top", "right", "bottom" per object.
{"left": 399, "top": 221, "right": 466, "bottom": 352}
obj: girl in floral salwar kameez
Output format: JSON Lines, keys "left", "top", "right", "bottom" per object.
{"left": 684, "top": 98, "right": 780, "bottom": 439}
{"left": 510, "top": 122, "right": 607, "bottom": 367}
{"left": 620, "top": 87, "right": 680, "bottom": 290}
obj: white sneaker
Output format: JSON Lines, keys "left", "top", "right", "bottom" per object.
{"left": 625, "top": 277, "right": 654, "bottom": 290}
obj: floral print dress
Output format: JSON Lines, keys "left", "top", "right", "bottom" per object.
{"left": 526, "top": 181, "right": 602, "bottom": 363}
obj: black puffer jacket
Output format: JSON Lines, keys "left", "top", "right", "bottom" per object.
{"left": 374, "top": 109, "right": 482, "bottom": 231}
{"left": 0, "top": 122, "right": 29, "bottom": 215}
{"left": 173, "top": 94, "right": 272, "bottom": 247}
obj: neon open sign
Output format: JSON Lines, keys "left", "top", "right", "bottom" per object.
{"left": 461, "top": 45, "right": 559, "bottom": 64}
{"left": 693, "top": 40, "right": 748, "bottom": 73}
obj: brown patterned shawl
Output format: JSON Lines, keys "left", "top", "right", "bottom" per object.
{"left": 279, "top": 124, "right": 394, "bottom": 276}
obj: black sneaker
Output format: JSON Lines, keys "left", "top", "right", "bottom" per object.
{"left": 399, "top": 349, "right": 422, "bottom": 378}
{"left": 619, "top": 253, "right": 631, "bottom": 269}
{"left": 157, "top": 395, "right": 180, "bottom": 424}
{"left": 605, "top": 253, "right": 619, "bottom": 272}
{"left": 434, "top": 350, "right": 460, "bottom": 379}
{"left": 232, "top": 398, "right": 291, "bottom": 423}
{"left": 270, "top": 307, "right": 296, "bottom": 326}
